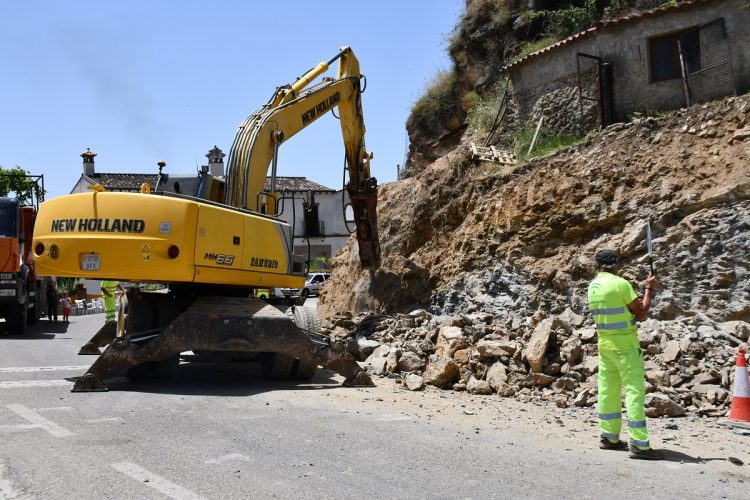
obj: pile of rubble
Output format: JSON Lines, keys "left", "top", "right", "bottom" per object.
{"left": 326, "top": 308, "right": 750, "bottom": 418}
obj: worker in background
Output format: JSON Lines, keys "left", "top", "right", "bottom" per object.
{"left": 101, "top": 280, "right": 124, "bottom": 324}
{"left": 45, "top": 280, "right": 58, "bottom": 323}
{"left": 587, "top": 249, "right": 663, "bottom": 460}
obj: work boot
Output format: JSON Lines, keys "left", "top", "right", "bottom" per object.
{"left": 599, "top": 436, "right": 627, "bottom": 450}
{"left": 629, "top": 444, "right": 664, "bottom": 460}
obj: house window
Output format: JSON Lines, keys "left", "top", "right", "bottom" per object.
{"left": 648, "top": 28, "right": 700, "bottom": 82}
{"left": 304, "top": 204, "right": 320, "bottom": 237}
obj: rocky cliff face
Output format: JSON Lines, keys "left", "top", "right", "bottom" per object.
{"left": 324, "top": 96, "right": 750, "bottom": 324}
{"left": 319, "top": 93, "right": 750, "bottom": 415}
{"left": 317, "top": 1, "right": 749, "bottom": 415}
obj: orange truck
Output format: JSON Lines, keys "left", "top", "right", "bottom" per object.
{"left": 0, "top": 181, "right": 43, "bottom": 334}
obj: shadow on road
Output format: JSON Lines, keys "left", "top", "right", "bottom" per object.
{"left": 65, "top": 359, "right": 350, "bottom": 397}
{"left": 0, "top": 319, "right": 70, "bottom": 339}
{"left": 659, "top": 448, "right": 740, "bottom": 465}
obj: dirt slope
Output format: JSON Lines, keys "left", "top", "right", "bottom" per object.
{"left": 322, "top": 96, "right": 750, "bottom": 325}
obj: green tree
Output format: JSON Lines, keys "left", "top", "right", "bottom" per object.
{"left": 0, "top": 166, "right": 45, "bottom": 205}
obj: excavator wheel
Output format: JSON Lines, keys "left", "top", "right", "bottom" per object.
{"left": 261, "top": 352, "right": 295, "bottom": 379}
{"left": 127, "top": 363, "right": 153, "bottom": 381}
{"left": 289, "top": 306, "right": 320, "bottom": 380}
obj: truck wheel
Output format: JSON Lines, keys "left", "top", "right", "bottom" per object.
{"left": 261, "top": 353, "right": 295, "bottom": 379}
{"left": 27, "top": 290, "right": 39, "bottom": 325}
{"left": 290, "top": 307, "right": 320, "bottom": 380}
{"left": 6, "top": 288, "right": 28, "bottom": 335}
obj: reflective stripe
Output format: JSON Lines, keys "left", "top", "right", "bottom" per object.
{"left": 590, "top": 307, "right": 626, "bottom": 315}
{"left": 631, "top": 439, "right": 650, "bottom": 449}
{"left": 628, "top": 420, "right": 647, "bottom": 428}
{"left": 599, "top": 412, "right": 621, "bottom": 420}
{"left": 597, "top": 322, "right": 629, "bottom": 330}
{"left": 601, "top": 432, "right": 619, "bottom": 441}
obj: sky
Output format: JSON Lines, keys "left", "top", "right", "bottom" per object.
{"left": 0, "top": 1, "right": 464, "bottom": 201}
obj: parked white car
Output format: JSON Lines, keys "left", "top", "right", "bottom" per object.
{"left": 273, "top": 272, "right": 330, "bottom": 299}
{"left": 301, "top": 272, "right": 330, "bottom": 297}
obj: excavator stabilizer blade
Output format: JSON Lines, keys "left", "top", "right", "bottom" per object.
{"left": 78, "top": 322, "right": 116, "bottom": 355}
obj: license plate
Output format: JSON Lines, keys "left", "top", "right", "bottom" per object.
{"left": 0, "top": 289, "right": 16, "bottom": 296}
{"left": 82, "top": 254, "right": 101, "bottom": 271}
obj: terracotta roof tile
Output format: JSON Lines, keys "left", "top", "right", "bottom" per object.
{"left": 264, "top": 176, "right": 336, "bottom": 192}
{"left": 84, "top": 173, "right": 158, "bottom": 191}
{"left": 84, "top": 173, "right": 336, "bottom": 193}
{"left": 506, "top": 0, "right": 717, "bottom": 70}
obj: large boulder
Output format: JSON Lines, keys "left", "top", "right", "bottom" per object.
{"left": 525, "top": 318, "right": 560, "bottom": 373}
{"left": 403, "top": 373, "right": 425, "bottom": 391}
{"left": 467, "top": 376, "right": 493, "bottom": 395}
{"left": 486, "top": 362, "right": 508, "bottom": 392}
{"left": 423, "top": 355, "right": 460, "bottom": 389}
{"left": 476, "top": 340, "right": 506, "bottom": 361}
{"left": 397, "top": 351, "right": 424, "bottom": 372}
{"left": 645, "top": 393, "right": 686, "bottom": 417}
{"left": 435, "top": 326, "right": 468, "bottom": 358}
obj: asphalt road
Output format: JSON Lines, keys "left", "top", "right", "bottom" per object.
{"left": 0, "top": 311, "right": 748, "bottom": 499}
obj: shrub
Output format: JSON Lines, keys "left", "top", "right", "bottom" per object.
{"left": 408, "top": 70, "right": 461, "bottom": 138}
{"left": 467, "top": 79, "right": 510, "bottom": 134}
{"left": 513, "top": 124, "right": 583, "bottom": 163}
{"left": 511, "top": 36, "right": 557, "bottom": 63}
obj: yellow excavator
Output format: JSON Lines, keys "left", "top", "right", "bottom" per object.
{"left": 32, "top": 47, "right": 380, "bottom": 391}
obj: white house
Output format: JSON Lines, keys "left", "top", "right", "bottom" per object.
{"left": 69, "top": 147, "right": 352, "bottom": 291}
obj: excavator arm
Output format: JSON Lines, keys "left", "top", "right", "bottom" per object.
{"left": 225, "top": 46, "right": 380, "bottom": 269}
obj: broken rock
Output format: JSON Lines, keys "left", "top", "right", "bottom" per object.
{"left": 403, "top": 373, "right": 425, "bottom": 391}
{"left": 397, "top": 351, "right": 424, "bottom": 372}
{"left": 467, "top": 376, "right": 493, "bottom": 395}
{"left": 423, "top": 355, "right": 459, "bottom": 389}
{"left": 435, "top": 326, "right": 467, "bottom": 358}
{"left": 645, "top": 393, "right": 686, "bottom": 418}
{"left": 525, "top": 318, "right": 558, "bottom": 373}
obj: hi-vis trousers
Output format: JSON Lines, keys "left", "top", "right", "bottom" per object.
{"left": 598, "top": 333, "right": 651, "bottom": 450}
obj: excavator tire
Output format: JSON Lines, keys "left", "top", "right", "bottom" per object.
{"left": 152, "top": 354, "right": 180, "bottom": 380}
{"left": 289, "top": 306, "right": 320, "bottom": 380}
{"left": 261, "top": 352, "right": 295, "bottom": 379}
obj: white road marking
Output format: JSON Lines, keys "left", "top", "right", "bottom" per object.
{"left": 35, "top": 407, "right": 72, "bottom": 412}
{"left": 0, "top": 380, "right": 71, "bottom": 389}
{"left": 0, "top": 424, "right": 39, "bottom": 434}
{"left": 6, "top": 404, "right": 73, "bottom": 438}
{"left": 0, "top": 365, "right": 88, "bottom": 374}
{"left": 110, "top": 462, "right": 207, "bottom": 500}
{"left": 376, "top": 414, "right": 412, "bottom": 422}
{"left": 85, "top": 417, "right": 123, "bottom": 424}
{"left": 0, "top": 461, "right": 31, "bottom": 499}
{"left": 205, "top": 453, "right": 253, "bottom": 465}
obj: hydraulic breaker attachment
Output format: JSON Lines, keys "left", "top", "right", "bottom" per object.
{"left": 71, "top": 296, "right": 373, "bottom": 392}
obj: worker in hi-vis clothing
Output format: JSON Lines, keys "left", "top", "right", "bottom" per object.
{"left": 587, "top": 249, "right": 663, "bottom": 460}
{"left": 100, "top": 280, "right": 123, "bottom": 324}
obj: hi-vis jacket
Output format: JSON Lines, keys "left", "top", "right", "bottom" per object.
{"left": 587, "top": 272, "right": 638, "bottom": 338}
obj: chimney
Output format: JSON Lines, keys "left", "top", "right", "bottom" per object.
{"left": 81, "top": 148, "right": 96, "bottom": 176}
{"left": 206, "top": 145, "right": 225, "bottom": 177}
